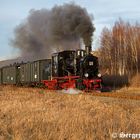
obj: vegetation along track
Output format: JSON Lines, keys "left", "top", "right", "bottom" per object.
{"left": 1, "top": 85, "right": 140, "bottom": 100}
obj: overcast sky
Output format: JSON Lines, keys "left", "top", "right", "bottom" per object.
{"left": 0, "top": 0, "right": 140, "bottom": 60}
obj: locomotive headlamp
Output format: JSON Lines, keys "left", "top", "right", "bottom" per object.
{"left": 98, "top": 73, "right": 102, "bottom": 77}
{"left": 84, "top": 73, "right": 89, "bottom": 78}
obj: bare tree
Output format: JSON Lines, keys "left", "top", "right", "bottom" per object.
{"left": 99, "top": 19, "right": 140, "bottom": 77}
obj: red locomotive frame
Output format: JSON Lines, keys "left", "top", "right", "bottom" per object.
{"left": 42, "top": 76, "right": 102, "bottom": 90}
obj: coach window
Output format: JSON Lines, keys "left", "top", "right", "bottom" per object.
{"left": 77, "top": 51, "right": 80, "bottom": 56}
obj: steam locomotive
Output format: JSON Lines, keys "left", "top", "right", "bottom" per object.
{"left": 0, "top": 46, "right": 102, "bottom": 91}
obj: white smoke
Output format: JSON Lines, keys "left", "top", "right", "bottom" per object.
{"left": 61, "top": 88, "right": 83, "bottom": 95}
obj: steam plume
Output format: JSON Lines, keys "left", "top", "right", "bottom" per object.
{"left": 11, "top": 3, "right": 95, "bottom": 60}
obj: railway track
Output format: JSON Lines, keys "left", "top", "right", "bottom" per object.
{"left": 86, "top": 92, "right": 140, "bottom": 100}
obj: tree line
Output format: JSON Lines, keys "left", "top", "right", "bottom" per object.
{"left": 98, "top": 19, "right": 140, "bottom": 77}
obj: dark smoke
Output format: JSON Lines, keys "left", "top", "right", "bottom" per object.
{"left": 11, "top": 3, "right": 95, "bottom": 60}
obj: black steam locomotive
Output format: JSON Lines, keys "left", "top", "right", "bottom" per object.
{"left": 43, "top": 46, "right": 102, "bottom": 90}
{"left": 0, "top": 46, "right": 102, "bottom": 90}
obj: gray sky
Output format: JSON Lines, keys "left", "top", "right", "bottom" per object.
{"left": 0, "top": 0, "right": 140, "bottom": 60}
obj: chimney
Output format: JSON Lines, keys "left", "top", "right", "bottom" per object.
{"left": 85, "top": 45, "right": 91, "bottom": 55}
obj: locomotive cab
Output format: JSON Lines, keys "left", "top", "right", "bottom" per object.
{"left": 52, "top": 50, "right": 76, "bottom": 77}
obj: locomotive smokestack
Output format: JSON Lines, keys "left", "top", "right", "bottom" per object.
{"left": 85, "top": 45, "right": 92, "bottom": 54}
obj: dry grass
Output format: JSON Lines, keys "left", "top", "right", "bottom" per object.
{"left": 130, "top": 74, "right": 140, "bottom": 87}
{"left": 0, "top": 86, "right": 140, "bottom": 140}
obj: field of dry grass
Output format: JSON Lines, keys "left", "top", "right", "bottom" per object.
{"left": 0, "top": 85, "right": 140, "bottom": 140}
